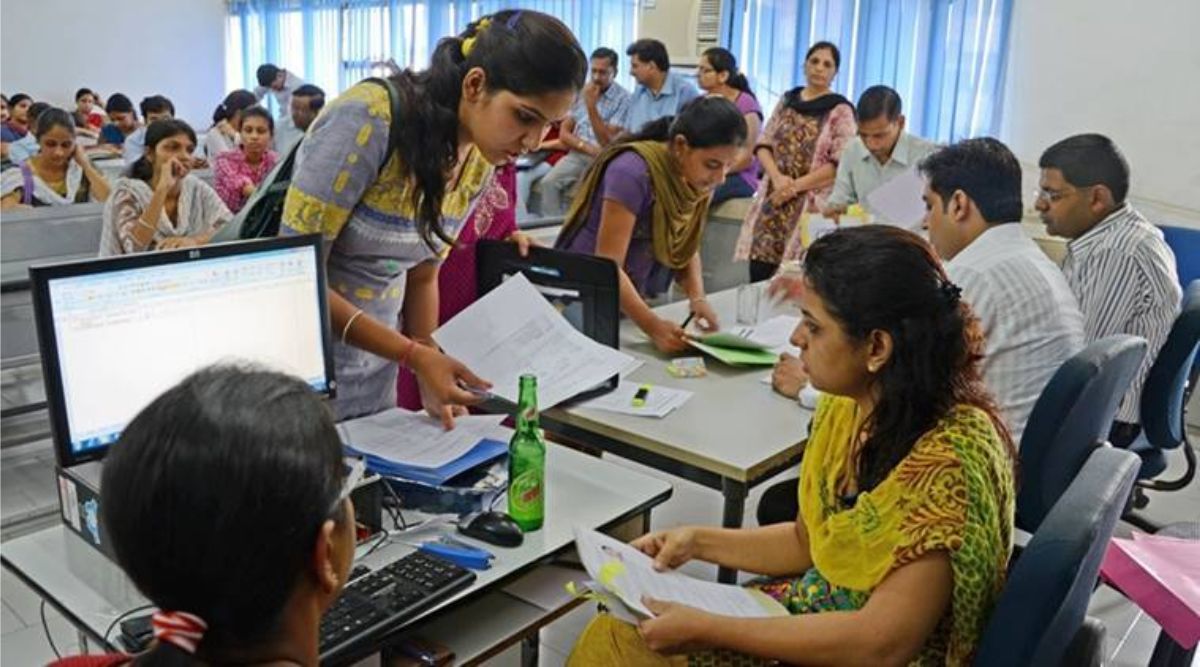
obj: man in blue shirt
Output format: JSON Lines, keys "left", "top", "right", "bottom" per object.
{"left": 610, "top": 39, "right": 699, "bottom": 142}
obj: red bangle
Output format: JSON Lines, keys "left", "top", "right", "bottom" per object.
{"left": 397, "top": 338, "right": 417, "bottom": 368}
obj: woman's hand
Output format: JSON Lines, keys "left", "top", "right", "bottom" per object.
{"left": 156, "top": 157, "right": 185, "bottom": 193}
{"left": 507, "top": 231, "right": 536, "bottom": 257}
{"left": 158, "top": 236, "right": 203, "bottom": 251}
{"left": 766, "top": 270, "right": 806, "bottom": 304}
{"left": 72, "top": 144, "right": 90, "bottom": 167}
{"left": 769, "top": 177, "right": 805, "bottom": 207}
{"left": 644, "top": 316, "right": 690, "bottom": 355}
{"left": 688, "top": 298, "right": 720, "bottom": 333}
{"left": 638, "top": 598, "right": 716, "bottom": 654}
{"left": 409, "top": 344, "right": 492, "bottom": 430}
{"left": 772, "top": 353, "right": 808, "bottom": 399}
{"left": 241, "top": 180, "right": 256, "bottom": 198}
{"left": 631, "top": 526, "right": 700, "bottom": 571}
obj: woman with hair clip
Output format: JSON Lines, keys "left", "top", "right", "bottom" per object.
{"left": 0, "top": 108, "right": 111, "bottom": 208}
{"left": 569, "top": 225, "right": 1015, "bottom": 666}
{"left": 281, "top": 9, "right": 587, "bottom": 425}
{"left": 49, "top": 365, "right": 357, "bottom": 667}
{"left": 734, "top": 41, "right": 856, "bottom": 282}
{"left": 696, "top": 47, "right": 762, "bottom": 206}
{"left": 555, "top": 96, "right": 747, "bottom": 354}
{"left": 205, "top": 89, "right": 258, "bottom": 158}
{"left": 99, "top": 119, "right": 230, "bottom": 256}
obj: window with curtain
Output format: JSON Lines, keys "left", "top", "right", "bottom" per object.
{"left": 726, "top": 0, "right": 1013, "bottom": 142}
{"left": 226, "top": 0, "right": 639, "bottom": 113}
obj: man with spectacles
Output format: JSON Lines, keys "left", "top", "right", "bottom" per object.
{"left": 821, "top": 85, "right": 939, "bottom": 225}
{"left": 1037, "top": 133, "right": 1181, "bottom": 447}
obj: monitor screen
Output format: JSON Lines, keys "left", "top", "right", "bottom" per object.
{"left": 31, "top": 235, "right": 335, "bottom": 467}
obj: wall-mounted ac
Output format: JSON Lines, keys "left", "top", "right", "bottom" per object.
{"left": 639, "top": 0, "right": 727, "bottom": 67}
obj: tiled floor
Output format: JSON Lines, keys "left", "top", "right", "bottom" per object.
{"left": 4, "top": 429, "right": 1199, "bottom": 665}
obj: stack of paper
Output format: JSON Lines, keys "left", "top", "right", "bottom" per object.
{"left": 687, "top": 315, "right": 800, "bottom": 366}
{"left": 339, "top": 409, "right": 509, "bottom": 486}
{"left": 865, "top": 168, "right": 927, "bottom": 231}
{"left": 435, "top": 274, "right": 641, "bottom": 410}
{"left": 572, "top": 527, "right": 787, "bottom": 624}
{"left": 577, "top": 383, "right": 693, "bottom": 418}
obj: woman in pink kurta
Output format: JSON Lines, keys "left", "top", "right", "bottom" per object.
{"left": 212, "top": 106, "right": 278, "bottom": 212}
{"left": 735, "top": 42, "right": 856, "bottom": 282}
{"left": 396, "top": 163, "right": 527, "bottom": 410}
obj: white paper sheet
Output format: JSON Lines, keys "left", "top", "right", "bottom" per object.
{"left": 338, "top": 409, "right": 507, "bottom": 468}
{"left": 866, "top": 168, "right": 928, "bottom": 230}
{"left": 578, "top": 383, "right": 693, "bottom": 418}
{"left": 573, "top": 527, "right": 786, "bottom": 619}
{"left": 434, "top": 273, "right": 641, "bottom": 410}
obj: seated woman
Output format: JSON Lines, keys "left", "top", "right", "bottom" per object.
{"left": 205, "top": 89, "right": 258, "bottom": 158}
{"left": 212, "top": 105, "right": 277, "bottom": 212}
{"left": 568, "top": 225, "right": 1016, "bottom": 666}
{"left": 49, "top": 365, "right": 356, "bottom": 666}
{"left": 555, "top": 96, "right": 747, "bottom": 353}
{"left": 98, "top": 94, "right": 140, "bottom": 147}
{"left": 696, "top": 47, "right": 763, "bottom": 207}
{"left": 72, "top": 88, "right": 105, "bottom": 137}
{"left": 0, "top": 108, "right": 111, "bottom": 208}
{"left": 99, "top": 119, "right": 231, "bottom": 255}
{"left": 2, "top": 93, "right": 33, "bottom": 145}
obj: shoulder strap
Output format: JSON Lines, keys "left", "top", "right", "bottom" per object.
{"left": 19, "top": 162, "right": 34, "bottom": 206}
{"left": 364, "top": 77, "right": 404, "bottom": 176}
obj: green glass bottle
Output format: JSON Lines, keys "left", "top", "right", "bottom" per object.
{"left": 507, "top": 374, "right": 545, "bottom": 531}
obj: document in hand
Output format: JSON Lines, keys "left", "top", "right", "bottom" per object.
{"left": 866, "top": 168, "right": 927, "bottom": 231}
{"left": 1101, "top": 531, "right": 1200, "bottom": 648}
{"left": 435, "top": 273, "right": 640, "bottom": 409}
{"left": 573, "top": 527, "right": 787, "bottom": 624}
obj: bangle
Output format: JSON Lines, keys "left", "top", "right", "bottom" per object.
{"left": 689, "top": 296, "right": 707, "bottom": 304}
{"left": 341, "top": 309, "right": 365, "bottom": 344}
{"left": 397, "top": 337, "right": 417, "bottom": 368}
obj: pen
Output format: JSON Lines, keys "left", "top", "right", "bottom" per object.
{"left": 632, "top": 384, "right": 651, "bottom": 407}
{"left": 681, "top": 312, "right": 695, "bottom": 329}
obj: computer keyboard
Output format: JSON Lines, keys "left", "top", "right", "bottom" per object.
{"left": 319, "top": 550, "right": 476, "bottom": 662}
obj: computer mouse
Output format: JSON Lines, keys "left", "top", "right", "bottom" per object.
{"left": 458, "top": 511, "right": 524, "bottom": 548}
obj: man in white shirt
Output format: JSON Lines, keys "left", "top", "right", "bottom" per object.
{"left": 823, "top": 85, "right": 938, "bottom": 223}
{"left": 921, "top": 137, "right": 1085, "bottom": 446}
{"left": 254, "top": 64, "right": 306, "bottom": 120}
{"left": 1036, "top": 134, "right": 1181, "bottom": 446}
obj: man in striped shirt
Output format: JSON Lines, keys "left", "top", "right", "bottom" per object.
{"left": 922, "top": 138, "right": 1085, "bottom": 446}
{"left": 1037, "top": 134, "right": 1181, "bottom": 446}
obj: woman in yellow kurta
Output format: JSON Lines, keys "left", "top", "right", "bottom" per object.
{"left": 568, "top": 225, "right": 1016, "bottom": 666}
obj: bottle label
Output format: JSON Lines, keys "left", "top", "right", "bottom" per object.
{"left": 509, "top": 467, "right": 544, "bottom": 516}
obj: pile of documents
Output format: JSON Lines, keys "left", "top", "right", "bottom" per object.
{"left": 339, "top": 409, "right": 509, "bottom": 486}
{"left": 577, "top": 383, "right": 693, "bottom": 418}
{"left": 435, "top": 273, "right": 641, "bottom": 410}
{"left": 572, "top": 527, "right": 787, "bottom": 623}
{"left": 687, "top": 315, "right": 800, "bottom": 366}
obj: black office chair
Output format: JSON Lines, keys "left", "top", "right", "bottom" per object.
{"left": 1016, "top": 335, "right": 1147, "bottom": 533}
{"left": 974, "top": 446, "right": 1141, "bottom": 667}
{"left": 1124, "top": 279, "right": 1200, "bottom": 530}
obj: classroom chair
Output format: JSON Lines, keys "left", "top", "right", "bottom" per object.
{"left": 1123, "top": 280, "right": 1200, "bottom": 531}
{"left": 1017, "top": 335, "right": 1146, "bottom": 533}
{"left": 974, "top": 446, "right": 1141, "bottom": 667}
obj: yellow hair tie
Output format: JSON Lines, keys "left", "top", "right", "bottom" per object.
{"left": 460, "top": 17, "right": 492, "bottom": 57}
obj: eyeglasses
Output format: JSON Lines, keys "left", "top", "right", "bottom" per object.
{"left": 1032, "top": 186, "right": 1082, "bottom": 203}
{"left": 328, "top": 457, "right": 366, "bottom": 516}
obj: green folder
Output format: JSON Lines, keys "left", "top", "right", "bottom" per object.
{"left": 686, "top": 339, "right": 779, "bottom": 366}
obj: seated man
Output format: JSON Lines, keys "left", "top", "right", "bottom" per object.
{"left": 612, "top": 39, "right": 698, "bottom": 141}
{"left": 922, "top": 137, "right": 1085, "bottom": 446}
{"left": 534, "top": 47, "right": 631, "bottom": 215}
{"left": 122, "top": 95, "right": 177, "bottom": 166}
{"left": 1037, "top": 133, "right": 1181, "bottom": 446}
{"left": 822, "top": 85, "right": 939, "bottom": 225}
{"left": 274, "top": 83, "right": 325, "bottom": 151}
{"left": 568, "top": 226, "right": 1015, "bottom": 666}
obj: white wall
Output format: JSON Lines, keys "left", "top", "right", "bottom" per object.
{"left": 1, "top": 0, "right": 227, "bottom": 131}
{"left": 999, "top": 0, "right": 1200, "bottom": 228}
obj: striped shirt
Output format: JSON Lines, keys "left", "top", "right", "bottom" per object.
{"left": 1062, "top": 204, "right": 1181, "bottom": 423}
{"left": 571, "top": 82, "right": 631, "bottom": 146}
{"left": 946, "top": 223, "right": 1086, "bottom": 446}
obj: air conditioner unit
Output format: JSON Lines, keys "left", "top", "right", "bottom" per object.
{"left": 639, "top": 0, "right": 727, "bottom": 67}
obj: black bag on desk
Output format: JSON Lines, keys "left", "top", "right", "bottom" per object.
{"left": 225, "top": 77, "right": 406, "bottom": 240}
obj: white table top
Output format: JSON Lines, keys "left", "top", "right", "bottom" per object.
{"left": 0, "top": 441, "right": 671, "bottom": 654}
{"left": 549, "top": 288, "right": 813, "bottom": 483}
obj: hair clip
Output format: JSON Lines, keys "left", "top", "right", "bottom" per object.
{"left": 939, "top": 281, "right": 962, "bottom": 306}
{"left": 461, "top": 16, "right": 492, "bottom": 57}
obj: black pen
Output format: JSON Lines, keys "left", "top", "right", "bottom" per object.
{"left": 681, "top": 311, "right": 695, "bottom": 329}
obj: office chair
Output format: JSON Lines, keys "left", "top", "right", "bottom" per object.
{"left": 1016, "top": 335, "right": 1147, "bottom": 533}
{"left": 974, "top": 446, "right": 1140, "bottom": 667}
{"left": 1124, "top": 280, "right": 1200, "bottom": 531}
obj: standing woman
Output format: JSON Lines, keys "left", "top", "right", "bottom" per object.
{"left": 281, "top": 9, "right": 587, "bottom": 424}
{"left": 0, "top": 108, "right": 111, "bottom": 209}
{"left": 555, "top": 97, "right": 748, "bottom": 354}
{"left": 735, "top": 42, "right": 856, "bottom": 282}
{"left": 696, "top": 47, "right": 763, "bottom": 207}
{"left": 205, "top": 89, "right": 258, "bottom": 158}
{"left": 213, "top": 106, "right": 277, "bottom": 212}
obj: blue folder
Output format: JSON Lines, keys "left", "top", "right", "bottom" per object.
{"left": 344, "top": 438, "right": 508, "bottom": 486}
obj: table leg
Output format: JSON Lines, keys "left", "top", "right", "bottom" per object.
{"left": 717, "top": 479, "right": 748, "bottom": 584}
{"left": 520, "top": 633, "right": 540, "bottom": 667}
{"left": 78, "top": 629, "right": 90, "bottom": 654}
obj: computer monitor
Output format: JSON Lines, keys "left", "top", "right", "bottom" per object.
{"left": 30, "top": 235, "right": 336, "bottom": 468}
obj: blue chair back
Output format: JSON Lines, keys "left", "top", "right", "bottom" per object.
{"left": 1017, "top": 335, "right": 1146, "bottom": 532}
{"left": 974, "top": 446, "right": 1140, "bottom": 667}
{"left": 1140, "top": 280, "right": 1200, "bottom": 449}
{"left": 1160, "top": 225, "right": 1200, "bottom": 289}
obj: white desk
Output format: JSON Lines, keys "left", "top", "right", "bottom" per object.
{"left": 543, "top": 288, "right": 812, "bottom": 582}
{"left": 0, "top": 442, "right": 671, "bottom": 665}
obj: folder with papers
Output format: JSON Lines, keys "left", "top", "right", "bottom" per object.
{"left": 338, "top": 409, "right": 510, "bottom": 486}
